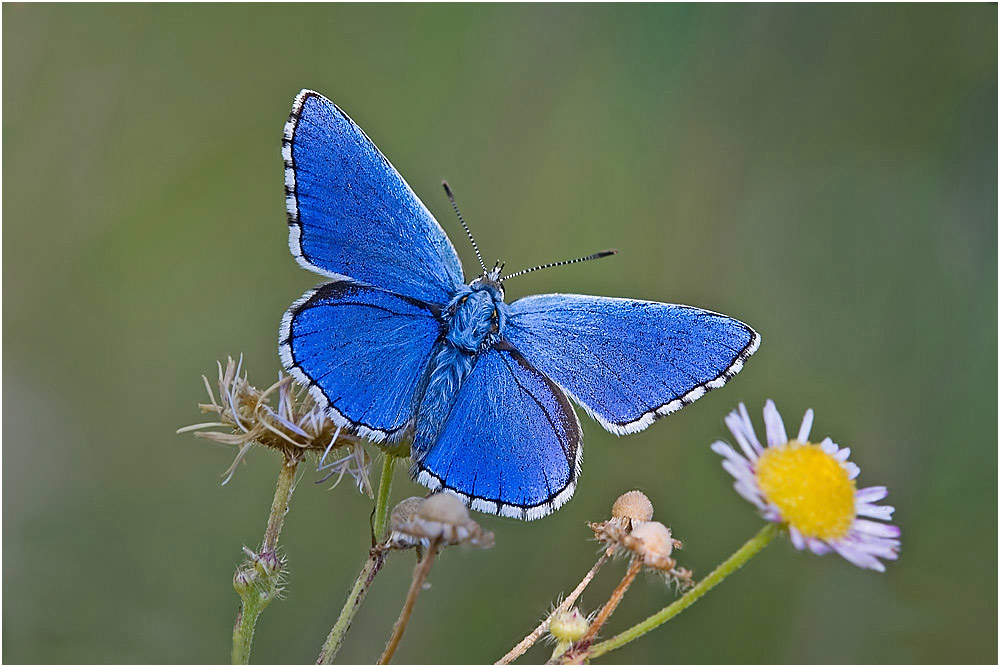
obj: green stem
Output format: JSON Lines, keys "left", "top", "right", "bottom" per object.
{"left": 315, "top": 454, "right": 396, "bottom": 664}
{"left": 232, "top": 596, "right": 264, "bottom": 665}
{"left": 263, "top": 456, "right": 298, "bottom": 553}
{"left": 372, "top": 455, "right": 396, "bottom": 541}
{"left": 316, "top": 550, "right": 386, "bottom": 664}
{"left": 582, "top": 523, "right": 779, "bottom": 662}
{"left": 232, "top": 455, "right": 300, "bottom": 664}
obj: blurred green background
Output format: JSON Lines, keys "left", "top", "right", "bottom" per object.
{"left": 3, "top": 4, "right": 996, "bottom": 664}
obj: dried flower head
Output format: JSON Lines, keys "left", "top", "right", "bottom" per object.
{"left": 611, "top": 490, "right": 654, "bottom": 529}
{"left": 389, "top": 493, "right": 495, "bottom": 549}
{"left": 713, "top": 400, "right": 900, "bottom": 571}
{"left": 591, "top": 518, "right": 692, "bottom": 587}
{"left": 386, "top": 497, "right": 428, "bottom": 549}
{"left": 179, "top": 356, "right": 371, "bottom": 494}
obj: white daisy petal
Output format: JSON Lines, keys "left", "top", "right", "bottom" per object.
{"left": 806, "top": 538, "right": 832, "bottom": 555}
{"left": 855, "top": 486, "right": 889, "bottom": 503}
{"left": 852, "top": 537, "right": 899, "bottom": 560}
{"left": 796, "top": 408, "right": 814, "bottom": 443}
{"left": 725, "top": 410, "right": 761, "bottom": 460}
{"left": 737, "top": 403, "right": 764, "bottom": 454}
{"left": 735, "top": 488, "right": 766, "bottom": 509}
{"left": 852, "top": 519, "right": 901, "bottom": 538}
{"left": 761, "top": 506, "right": 783, "bottom": 522}
{"left": 832, "top": 541, "right": 885, "bottom": 572}
{"left": 788, "top": 525, "right": 805, "bottom": 550}
{"left": 712, "top": 441, "right": 753, "bottom": 470}
{"left": 722, "top": 459, "right": 754, "bottom": 485}
{"left": 845, "top": 462, "right": 860, "bottom": 480}
{"left": 856, "top": 504, "right": 895, "bottom": 520}
{"left": 762, "top": 399, "right": 788, "bottom": 446}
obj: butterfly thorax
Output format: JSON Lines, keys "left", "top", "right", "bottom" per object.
{"left": 443, "top": 279, "right": 508, "bottom": 352}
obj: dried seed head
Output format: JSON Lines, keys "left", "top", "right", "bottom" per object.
{"left": 178, "top": 356, "right": 371, "bottom": 494}
{"left": 629, "top": 521, "right": 674, "bottom": 562}
{"left": 391, "top": 497, "right": 425, "bottom": 527}
{"left": 612, "top": 490, "right": 654, "bottom": 528}
{"left": 390, "top": 493, "right": 494, "bottom": 549}
{"left": 548, "top": 607, "right": 589, "bottom": 643}
{"left": 591, "top": 517, "right": 692, "bottom": 587}
{"left": 385, "top": 497, "right": 428, "bottom": 549}
{"left": 418, "top": 492, "right": 472, "bottom": 524}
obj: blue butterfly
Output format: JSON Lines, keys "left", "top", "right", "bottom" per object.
{"left": 279, "top": 90, "right": 760, "bottom": 520}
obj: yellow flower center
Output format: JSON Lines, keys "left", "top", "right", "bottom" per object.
{"left": 754, "top": 441, "right": 856, "bottom": 540}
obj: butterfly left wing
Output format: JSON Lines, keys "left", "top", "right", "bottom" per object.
{"left": 413, "top": 345, "right": 582, "bottom": 520}
{"left": 504, "top": 294, "right": 760, "bottom": 435}
{"left": 280, "top": 280, "right": 443, "bottom": 442}
{"left": 284, "top": 90, "right": 464, "bottom": 304}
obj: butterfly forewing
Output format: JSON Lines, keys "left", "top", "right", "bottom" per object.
{"left": 284, "top": 90, "right": 464, "bottom": 304}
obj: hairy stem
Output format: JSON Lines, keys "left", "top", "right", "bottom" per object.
{"left": 315, "top": 454, "right": 396, "bottom": 664}
{"left": 496, "top": 548, "right": 612, "bottom": 664}
{"left": 231, "top": 455, "right": 299, "bottom": 664}
{"left": 262, "top": 455, "right": 298, "bottom": 553}
{"left": 378, "top": 539, "right": 441, "bottom": 664}
{"left": 372, "top": 455, "right": 396, "bottom": 541}
{"left": 316, "top": 550, "right": 386, "bottom": 664}
{"left": 583, "top": 523, "right": 779, "bottom": 661}
{"left": 582, "top": 557, "right": 642, "bottom": 646}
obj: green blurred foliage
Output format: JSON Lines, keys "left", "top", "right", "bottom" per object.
{"left": 3, "top": 4, "right": 996, "bottom": 664}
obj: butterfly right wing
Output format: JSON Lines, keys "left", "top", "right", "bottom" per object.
{"left": 284, "top": 90, "right": 464, "bottom": 304}
{"left": 413, "top": 345, "right": 582, "bottom": 520}
{"left": 280, "top": 280, "right": 443, "bottom": 442}
{"left": 504, "top": 293, "right": 759, "bottom": 435}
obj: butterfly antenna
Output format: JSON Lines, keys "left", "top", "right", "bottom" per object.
{"left": 501, "top": 249, "right": 618, "bottom": 282}
{"left": 442, "top": 181, "right": 488, "bottom": 274}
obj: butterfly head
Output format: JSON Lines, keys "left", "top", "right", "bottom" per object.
{"left": 471, "top": 260, "right": 506, "bottom": 299}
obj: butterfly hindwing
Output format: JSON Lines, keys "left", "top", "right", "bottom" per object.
{"left": 504, "top": 294, "right": 760, "bottom": 435}
{"left": 283, "top": 90, "right": 464, "bottom": 304}
{"left": 414, "top": 345, "right": 582, "bottom": 520}
{"left": 280, "top": 281, "right": 443, "bottom": 442}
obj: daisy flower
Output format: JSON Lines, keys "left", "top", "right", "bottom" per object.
{"left": 712, "top": 400, "right": 900, "bottom": 571}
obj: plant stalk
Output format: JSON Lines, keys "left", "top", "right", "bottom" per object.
{"left": 579, "top": 557, "right": 643, "bottom": 647}
{"left": 316, "top": 549, "right": 386, "bottom": 664}
{"left": 315, "top": 454, "right": 396, "bottom": 664}
{"left": 496, "top": 548, "right": 611, "bottom": 664}
{"left": 378, "top": 538, "right": 441, "bottom": 664}
{"left": 231, "top": 455, "right": 300, "bottom": 664}
{"left": 582, "top": 523, "right": 779, "bottom": 661}
{"left": 372, "top": 455, "right": 395, "bottom": 541}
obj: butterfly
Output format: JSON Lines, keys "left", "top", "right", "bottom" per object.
{"left": 279, "top": 90, "right": 760, "bottom": 520}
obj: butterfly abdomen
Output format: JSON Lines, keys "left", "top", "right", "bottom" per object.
{"left": 412, "top": 285, "right": 509, "bottom": 459}
{"left": 412, "top": 343, "right": 474, "bottom": 460}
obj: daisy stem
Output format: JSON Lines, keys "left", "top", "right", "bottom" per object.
{"left": 378, "top": 538, "right": 442, "bottom": 664}
{"left": 582, "top": 523, "right": 779, "bottom": 662}
{"left": 231, "top": 454, "right": 300, "bottom": 664}
{"left": 495, "top": 548, "right": 612, "bottom": 664}
{"left": 316, "top": 454, "right": 396, "bottom": 664}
